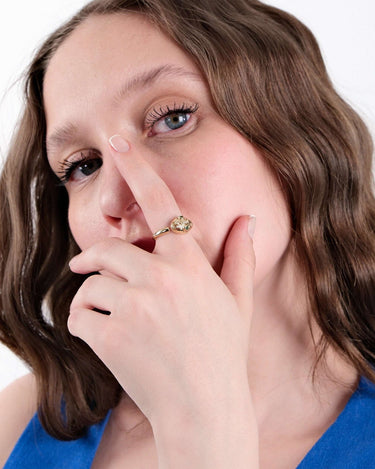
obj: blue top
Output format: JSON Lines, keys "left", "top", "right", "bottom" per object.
{"left": 297, "top": 376, "right": 375, "bottom": 468}
{"left": 5, "top": 377, "right": 375, "bottom": 468}
{"left": 4, "top": 412, "right": 111, "bottom": 469}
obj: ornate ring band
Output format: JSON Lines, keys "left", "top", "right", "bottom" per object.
{"left": 152, "top": 216, "right": 193, "bottom": 239}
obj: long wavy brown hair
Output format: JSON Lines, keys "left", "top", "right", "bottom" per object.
{"left": 1, "top": 0, "right": 374, "bottom": 440}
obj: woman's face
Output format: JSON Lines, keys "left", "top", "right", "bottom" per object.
{"left": 45, "top": 13, "right": 290, "bottom": 285}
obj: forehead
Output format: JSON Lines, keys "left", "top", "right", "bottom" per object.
{"left": 43, "top": 13, "right": 201, "bottom": 122}
{"left": 45, "top": 12, "right": 195, "bottom": 73}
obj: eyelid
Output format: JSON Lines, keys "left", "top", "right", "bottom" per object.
{"left": 56, "top": 149, "right": 102, "bottom": 184}
{"left": 144, "top": 101, "right": 200, "bottom": 131}
{"left": 63, "top": 148, "right": 99, "bottom": 163}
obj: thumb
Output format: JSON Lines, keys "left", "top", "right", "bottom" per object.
{"left": 220, "top": 215, "right": 256, "bottom": 315}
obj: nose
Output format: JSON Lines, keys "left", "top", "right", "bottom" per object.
{"left": 98, "top": 153, "right": 139, "bottom": 223}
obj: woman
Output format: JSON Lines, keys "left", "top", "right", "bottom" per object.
{"left": 0, "top": 0, "right": 374, "bottom": 467}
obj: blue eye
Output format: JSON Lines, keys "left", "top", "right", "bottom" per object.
{"left": 146, "top": 103, "right": 199, "bottom": 136}
{"left": 57, "top": 152, "right": 102, "bottom": 184}
{"left": 153, "top": 112, "right": 191, "bottom": 134}
{"left": 164, "top": 113, "right": 189, "bottom": 130}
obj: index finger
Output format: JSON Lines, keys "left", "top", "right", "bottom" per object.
{"left": 108, "top": 135, "right": 194, "bottom": 252}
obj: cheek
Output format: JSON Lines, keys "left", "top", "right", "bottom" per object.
{"left": 67, "top": 203, "right": 86, "bottom": 250}
{"left": 153, "top": 130, "right": 262, "bottom": 266}
{"left": 67, "top": 197, "right": 105, "bottom": 251}
{"left": 156, "top": 129, "right": 292, "bottom": 281}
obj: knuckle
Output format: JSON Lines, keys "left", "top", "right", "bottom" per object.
{"left": 82, "top": 274, "right": 100, "bottom": 292}
{"left": 71, "top": 274, "right": 100, "bottom": 308}
{"left": 67, "top": 308, "right": 81, "bottom": 336}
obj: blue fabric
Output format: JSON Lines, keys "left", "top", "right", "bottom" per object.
{"left": 4, "top": 411, "right": 111, "bottom": 469}
{"left": 5, "top": 377, "right": 375, "bottom": 468}
{"left": 297, "top": 376, "right": 375, "bottom": 468}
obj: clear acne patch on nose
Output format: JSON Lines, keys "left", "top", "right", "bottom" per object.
{"left": 109, "top": 134, "right": 130, "bottom": 153}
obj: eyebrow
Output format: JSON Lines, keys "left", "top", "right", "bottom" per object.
{"left": 46, "top": 122, "right": 81, "bottom": 157}
{"left": 46, "top": 64, "right": 202, "bottom": 157}
{"left": 112, "top": 64, "right": 202, "bottom": 105}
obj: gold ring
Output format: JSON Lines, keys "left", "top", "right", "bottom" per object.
{"left": 153, "top": 216, "right": 193, "bottom": 239}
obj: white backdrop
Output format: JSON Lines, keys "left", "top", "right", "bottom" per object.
{"left": 0, "top": 0, "right": 374, "bottom": 391}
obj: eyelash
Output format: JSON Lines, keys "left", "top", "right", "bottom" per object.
{"left": 144, "top": 102, "right": 199, "bottom": 129}
{"left": 56, "top": 102, "right": 199, "bottom": 184}
{"left": 57, "top": 152, "right": 100, "bottom": 185}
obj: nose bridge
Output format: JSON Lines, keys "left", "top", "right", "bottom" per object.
{"left": 99, "top": 153, "right": 135, "bottom": 219}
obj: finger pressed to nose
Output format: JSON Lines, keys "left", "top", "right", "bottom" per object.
{"left": 107, "top": 134, "right": 196, "bottom": 253}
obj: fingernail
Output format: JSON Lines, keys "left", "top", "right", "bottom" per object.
{"left": 248, "top": 215, "right": 256, "bottom": 239}
{"left": 109, "top": 134, "right": 130, "bottom": 153}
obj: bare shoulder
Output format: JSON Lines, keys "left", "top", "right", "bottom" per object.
{"left": 0, "top": 374, "right": 37, "bottom": 468}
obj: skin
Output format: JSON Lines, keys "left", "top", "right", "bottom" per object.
{"left": 42, "top": 13, "right": 357, "bottom": 469}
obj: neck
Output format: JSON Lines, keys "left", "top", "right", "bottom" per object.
{"left": 248, "top": 246, "right": 358, "bottom": 427}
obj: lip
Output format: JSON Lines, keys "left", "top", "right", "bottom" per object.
{"left": 132, "top": 237, "right": 156, "bottom": 253}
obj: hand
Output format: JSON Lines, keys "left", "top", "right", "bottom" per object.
{"left": 68, "top": 144, "right": 258, "bottom": 467}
